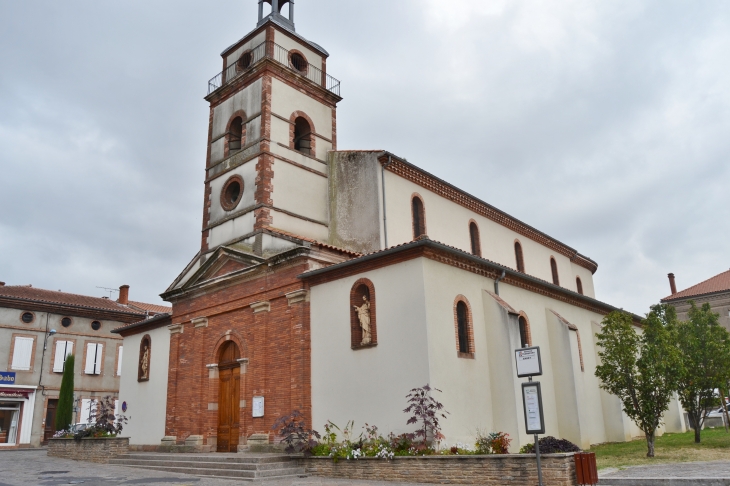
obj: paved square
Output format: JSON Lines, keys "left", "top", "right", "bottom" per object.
{"left": 0, "top": 449, "right": 455, "bottom": 486}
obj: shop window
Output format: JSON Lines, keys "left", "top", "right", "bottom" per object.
{"left": 53, "top": 340, "right": 74, "bottom": 373}
{"left": 138, "top": 335, "right": 151, "bottom": 382}
{"left": 550, "top": 257, "right": 560, "bottom": 286}
{"left": 11, "top": 336, "right": 34, "bottom": 371}
{"left": 576, "top": 277, "right": 584, "bottom": 295}
{"left": 350, "top": 279, "right": 377, "bottom": 349}
{"left": 454, "top": 297, "right": 474, "bottom": 358}
{"left": 518, "top": 315, "right": 531, "bottom": 348}
{"left": 412, "top": 195, "right": 426, "bottom": 239}
{"left": 0, "top": 402, "right": 20, "bottom": 445}
{"left": 84, "top": 343, "right": 103, "bottom": 375}
{"left": 293, "top": 117, "right": 312, "bottom": 155}
{"left": 469, "top": 221, "right": 481, "bottom": 257}
{"left": 514, "top": 241, "right": 525, "bottom": 273}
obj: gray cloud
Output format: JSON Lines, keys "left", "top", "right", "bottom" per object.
{"left": 1, "top": 0, "right": 728, "bottom": 313}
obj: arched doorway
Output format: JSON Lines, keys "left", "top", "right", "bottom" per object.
{"left": 217, "top": 341, "right": 241, "bottom": 452}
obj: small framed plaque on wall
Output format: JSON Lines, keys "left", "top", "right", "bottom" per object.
{"left": 252, "top": 396, "right": 264, "bottom": 417}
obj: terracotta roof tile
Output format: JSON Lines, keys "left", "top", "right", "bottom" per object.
{"left": 127, "top": 301, "right": 172, "bottom": 315}
{"left": 663, "top": 269, "right": 730, "bottom": 301}
{"left": 0, "top": 285, "right": 142, "bottom": 314}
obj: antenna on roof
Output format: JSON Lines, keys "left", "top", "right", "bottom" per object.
{"left": 96, "top": 286, "right": 119, "bottom": 299}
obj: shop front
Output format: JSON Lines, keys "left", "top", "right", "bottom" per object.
{"left": 0, "top": 385, "right": 37, "bottom": 448}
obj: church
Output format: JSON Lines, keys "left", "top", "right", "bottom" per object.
{"left": 114, "top": 0, "right": 687, "bottom": 453}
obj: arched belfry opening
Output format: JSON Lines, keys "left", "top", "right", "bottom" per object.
{"left": 258, "top": 0, "right": 295, "bottom": 30}
{"left": 217, "top": 341, "right": 241, "bottom": 453}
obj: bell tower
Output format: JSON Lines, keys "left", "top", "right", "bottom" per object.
{"left": 199, "top": 0, "right": 342, "bottom": 260}
{"left": 258, "top": 0, "right": 295, "bottom": 31}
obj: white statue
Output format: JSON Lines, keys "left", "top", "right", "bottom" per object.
{"left": 354, "top": 296, "right": 371, "bottom": 345}
{"left": 141, "top": 346, "right": 150, "bottom": 380}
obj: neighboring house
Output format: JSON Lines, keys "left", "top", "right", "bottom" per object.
{"left": 115, "top": 2, "right": 686, "bottom": 453}
{"left": 0, "top": 283, "right": 169, "bottom": 448}
{"left": 662, "top": 270, "right": 730, "bottom": 332}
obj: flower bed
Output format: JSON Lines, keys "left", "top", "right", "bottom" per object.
{"left": 47, "top": 437, "right": 129, "bottom": 464}
{"left": 300, "top": 453, "right": 578, "bottom": 485}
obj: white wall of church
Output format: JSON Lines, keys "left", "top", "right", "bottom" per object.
{"left": 118, "top": 326, "right": 170, "bottom": 446}
{"left": 225, "top": 30, "right": 267, "bottom": 69}
{"left": 381, "top": 171, "right": 595, "bottom": 298}
{"left": 273, "top": 30, "right": 324, "bottom": 72}
{"left": 207, "top": 211, "right": 256, "bottom": 249}
{"left": 271, "top": 160, "right": 328, "bottom": 224}
{"left": 309, "top": 255, "right": 672, "bottom": 450}
{"left": 210, "top": 79, "right": 263, "bottom": 166}
{"left": 311, "top": 259, "right": 431, "bottom": 436}
{"left": 208, "top": 161, "right": 257, "bottom": 224}
{"left": 270, "top": 78, "right": 333, "bottom": 156}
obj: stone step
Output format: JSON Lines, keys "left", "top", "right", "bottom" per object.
{"left": 129, "top": 464, "right": 307, "bottom": 480}
{"left": 116, "top": 453, "right": 292, "bottom": 464}
{"left": 110, "top": 458, "right": 300, "bottom": 471}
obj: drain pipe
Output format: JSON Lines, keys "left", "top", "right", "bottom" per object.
{"left": 494, "top": 270, "right": 506, "bottom": 295}
{"left": 381, "top": 155, "right": 394, "bottom": 248}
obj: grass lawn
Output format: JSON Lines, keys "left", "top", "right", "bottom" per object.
{"left": 590, "top": 427, "right": 730, "bottom": 470}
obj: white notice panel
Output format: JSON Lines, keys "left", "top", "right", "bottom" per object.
{"left": 252, "top": 396, "right": 264, "bottom": 418}
{"left": 522, "top": 382, "right": 545, "bottom": 435}
{"left": 515, "top": 346, "right": 542, "bottom": 378}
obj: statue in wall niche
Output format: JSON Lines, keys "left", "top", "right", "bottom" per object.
{"left": 354, "top": 295, "right": 372, "bottom": 345}
{"left": 140, "top": 345, "right": 150, "bottom": 380}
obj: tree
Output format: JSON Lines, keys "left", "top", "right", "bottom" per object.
{"left": 403, "top": 384, "right": 449, "bottom": 445}
{"left": 55, "top": 354, "right": 75, "bottom": 431}
{"left": 675, "top": 302, "right": 730, "bottom": 443}
{"left": 594, "top": 306, "right": 680, "bottom": 457}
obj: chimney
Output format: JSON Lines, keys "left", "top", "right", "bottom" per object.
{"left": 668, "top": 273, "right": 677, "bottom": 295}
{"left": 118, "top": 285, "right": 130, "bottom": 305}
{"left": 0, "top": 282, "right": 5, "bottom": 286}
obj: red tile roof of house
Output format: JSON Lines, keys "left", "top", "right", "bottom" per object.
{"left": 0, "top": 285, "right": 137, "bottom": 313}
{"left": 127, "top": 300, "right": 172, "bottom": 315}
{"left": 663, "top": 269, "right": 730, "bottom": 302}
{"left": 0, "top": 285, "right": 169, "bottom": 317}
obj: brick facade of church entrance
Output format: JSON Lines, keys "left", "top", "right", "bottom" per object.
{"left": 163, "top": 256, "right": 313, "bottom": 449}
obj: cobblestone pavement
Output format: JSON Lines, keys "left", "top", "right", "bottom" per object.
{"left": 601, "top": 460, "right": 730, "bottom": 478}
{"left": 0, "top": 449, "right": 456, "bottom": 486}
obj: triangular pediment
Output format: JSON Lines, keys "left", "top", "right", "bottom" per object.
{"left": 183, "top": 247, "right": 265, "bottom": 289}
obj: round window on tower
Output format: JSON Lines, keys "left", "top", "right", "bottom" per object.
{"left": 61, "top": 317, "right": 72, "bottom": 328}
{"left": 91, "top": 321, "right": 101, "bottom": 331}
{"left": 21, "top": 312, "right": 35, "bottom": 324}
{"left": 237, "top": 50, "right": 253, "bottom": 72}
{"left": 220, "top": 175, "right": 244, "bottom": 212}
{"left": 289, "top": 51, "right": 308, "bottom": 74}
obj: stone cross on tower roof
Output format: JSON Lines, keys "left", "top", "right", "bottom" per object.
{"left": 258, "top": 0, "right": 295, "bottom": 31}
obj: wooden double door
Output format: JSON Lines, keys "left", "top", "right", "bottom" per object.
{"left": 217, "top": 341, "right": 241, "bottom": 453}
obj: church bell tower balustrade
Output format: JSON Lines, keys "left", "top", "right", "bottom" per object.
{"left": 207, "top": 40, "right": 341, "bottom": 97}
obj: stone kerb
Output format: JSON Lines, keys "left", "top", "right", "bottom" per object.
{"left": 47, "top": 437, "right": 130, "bottom": 464}
{"left": 301, "top": 453, "right": 577, "bottom": 486}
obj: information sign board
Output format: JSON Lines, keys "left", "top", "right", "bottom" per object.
{"left": 515, "top": 346, "right": 542, "bottom": 378}
{"left": 521, "top": 382, "right": 546, "bottom": 435}
{"left": 252, "top": 396, "right": 265, "bottom": 417}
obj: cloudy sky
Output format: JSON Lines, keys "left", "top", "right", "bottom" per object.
{"left": 1, "top": 0, "right": 728, "bottom": 314}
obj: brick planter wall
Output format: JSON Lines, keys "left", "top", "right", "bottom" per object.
{"left": 301, "top": 454, "right": 577, "bottom": 486}
{"left": 47, "top": 438, "right": 130, "bottom": 464}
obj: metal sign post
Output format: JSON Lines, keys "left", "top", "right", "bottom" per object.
{"left": 516, "top": 347, "right": 545, "bottom": 486}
